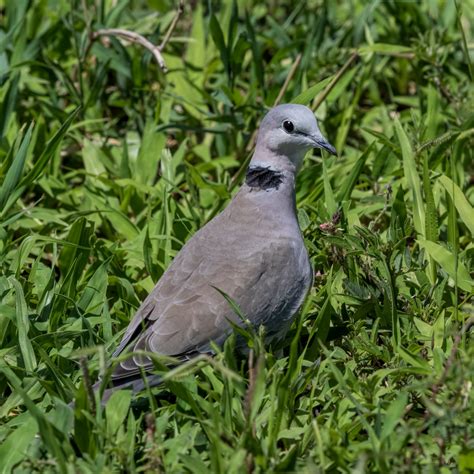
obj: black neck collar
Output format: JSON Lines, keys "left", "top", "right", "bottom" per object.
{"left": 245, "top": 166, "right": 284, "bottom": 191}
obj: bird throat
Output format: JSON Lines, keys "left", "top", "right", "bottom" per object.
{"left": 245, "top": 166, "right": 284, "bottom": 191}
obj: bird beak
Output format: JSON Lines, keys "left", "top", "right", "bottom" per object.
{"left": 311, "top": 135, "right": 337, "bottom": 156}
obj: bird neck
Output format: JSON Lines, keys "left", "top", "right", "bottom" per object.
{"left": 250, "top": 143, "right": 302, "bottom": 175}
{"left": 245, "top": 166, "right": 285, "bottom": 191}
{"left": 245, "top": 147, "right": 297, "bottom": 194}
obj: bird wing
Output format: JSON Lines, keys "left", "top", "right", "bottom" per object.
{"left": 109, "top": 205, "right": 266, "bottom": 381}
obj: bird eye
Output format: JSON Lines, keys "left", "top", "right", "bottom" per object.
{"left": 283, "top": 120, "right": 294, "bottom": 133}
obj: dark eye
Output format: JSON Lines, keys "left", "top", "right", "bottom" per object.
{"left": 283, "top": 120, "right": 294, "bottom": 133}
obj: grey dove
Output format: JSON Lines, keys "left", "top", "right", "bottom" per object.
{"left": 96, "top": 104, "right": 336, "bottom": 398}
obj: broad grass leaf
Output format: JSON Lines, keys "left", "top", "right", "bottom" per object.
{"left": 230, "top": 32, "right": 249, "bottom": 80}
{"left": 359, "top": 43, "right": 413, "bottom": 56}
{"left": 422, "top": 157, "right": 438, "bottom": 242}
{"left": 362, "top": 128, "right": 399, "bottom": 152}
{"left": 337, "top": 143, "right": 373, "bottom": 202}
{"left": 210, "top": 14, "right": 228, "bottom": 76}
{"left": 20, "top": 107, "right": 80, "bottom": 187}
{"left": 58, "top": 217, "right": 92, "bottom": 277}
{"left": 0, "top": 72, "right": 19, "bottom": 138}
{"left": 459, "top": 452, "right": 474, "bottom": 472}
{"left": 0, "top": 18, "right": 23, "bottom": 55}
{"left": 335, "top": 103, "right": 355, "bottom": 152}
{"left": 73, "top": 382, "right": 96, "bottom": 455}
{"left": 278, "top": 427, "right": 306, "bottom": 440}
{"left": 92, "top": 41, "right": 132, "bottom": 79}
{"left": 144, "top": 225, "right": 159, "bottom": 281}
{"left": 105, "top": 0, "right": 129, "bottom": 27}
{"left": 245, "top": 12, "right": 264, "bottom": 91}
{"left": 0, "top": 185, "right": 26, "bottom": 218}
{"left": 424, "top": 85, "right": 441, "bottom": 140}
{"left": 326, "top": 67, "right": 358, "bottom": 103}
{"left": 380, "top": 392, "right": 408, "bottom": 441}
{"left": 322, "top": 159, "right": 337, "bottom": 215}
{"left": 47, "top": 399, "right": 74, "bottom": 436}
{"left": 160, "top": 138, "right": 187, "bottom": 192}
{"left": 12, "top": 235, "right": 37, "bottom": 278}
{"left": 33, "top": 343, "right": 76, "bottom": 398}
{"left": 84, "top": 60, "right": 110, "bottom": 110}
{"left": 432, "top": 312, "right": 445, "bottom": 350}
{"left": 180, "top": 454, "right": 211, "bottom": 474}
{"left": 164, "top": 55, "right": 202, "bottom": 117}
{"left": 103, "top": 206, "right": 139, "bottom": 240}
{"left": 0, "top": 122, "right": 33, "bottom": 211}
{"left": 187, "top": 165, "right": 230, "bottom": 199}
{"left": 106, "top": 390, "right": 132, "bottom": 437}
{"left": 77, "top": 259, "right": 110, "bottom": 315}
{"left": 413, "top": 317, "right": 432, "bottom": 338}
{"left": 455, "top": 0, "right": 474, "bottom": 81}
{"left": 438, "top": 174, "right": 474, "bottom": 236}
{"left": 0, "top": 365, "right": 72, "bottom": 470}
{"left": 8, "top": 276, "right": 37, "bottom": 372}
{"left": 292, "top": 76, "right": 333, "bottom": 105}
{"left": 186, "top": 3, "right": 206, "bottom": 87}
{"left": 0, "top": 415, "right": 38, "bottom": 473}
{"left": 227, "top": 1, "right": 238, "bottom": 52}
{"left": 397, "top": 346, "right": 431, "bottom": 374}
{"left": 394, "top": 117, "right": 425, "bottom": 236}
{"left": 313, "top": 285, "right": 333, "bottom": 345}
{"left": 417, "top": 240, "right": 473, "bottom": 293}
{"left": 82, "top": 138, "right": 107, "bottom": 178}
{"left": 422, "top": 155, "right": 438, "bottom": 283}
{"left": 136, "top": 122, "right": 166, "bottom": 186}
{"left": 249, "top": 355, "right": 266, "bottom": 421}
{"left": 297, "top": 208, "right": 310, "bottom": 231}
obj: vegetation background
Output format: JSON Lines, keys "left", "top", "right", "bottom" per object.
{"left": 0, "top": 0, "right": 473, "bottom": 472}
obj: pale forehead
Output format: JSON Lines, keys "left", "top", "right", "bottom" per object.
{"left": 260, "top": 104, "right": 317, "bottom": 129}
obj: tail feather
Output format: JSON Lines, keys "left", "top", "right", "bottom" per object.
{"left": 94, "top": 374, "right": 163, "bottom": 404}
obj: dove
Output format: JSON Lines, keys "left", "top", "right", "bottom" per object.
{"left": 96, "top": 104, "right": 336, "bottom": 398}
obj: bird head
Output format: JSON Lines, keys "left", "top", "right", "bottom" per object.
{"left": 253, "top": 104, "right": 336, "bottom": 170}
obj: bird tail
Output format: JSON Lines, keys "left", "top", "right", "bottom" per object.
{"left": 92, "top": 373, "right": 164, "bottom": 405}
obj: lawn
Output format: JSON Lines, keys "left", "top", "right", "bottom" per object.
{"left": 0, "top": 0, "right": 473, "bottom": 472}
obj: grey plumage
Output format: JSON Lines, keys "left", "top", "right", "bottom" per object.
{"left": 98, "top": 104, "right": 336, "bottom": 397}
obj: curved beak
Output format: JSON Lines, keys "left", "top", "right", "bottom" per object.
{"left": 312, "top": 134, "right": 337, "bottom": 156}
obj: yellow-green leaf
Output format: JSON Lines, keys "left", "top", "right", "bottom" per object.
{"left": 438, "top": 174, "right": 474, "bottom": 236}
{"left": 418, "top": 239, "right": 473, "bottom": 293}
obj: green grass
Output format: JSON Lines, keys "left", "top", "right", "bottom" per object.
{"left": 0, "top": 0, "right": 473, "bottom": 472}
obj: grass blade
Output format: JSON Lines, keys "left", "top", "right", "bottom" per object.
{"left": 20, "top": 107, "right": 80, "bottom": 187}
{"left": 438, "top": 174, "right": 474, "bottom": 236}
{"left": 394, "top": 117, "right": 425, "bottom": 236}
{"left": 0, "top": 123, "right": 33, "bottom": 211}
{"left": 418, "top": 240, "right": 473, "bottom": 293}
{"left": 8, "top": 276, "right": 37, "bottom": 372}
